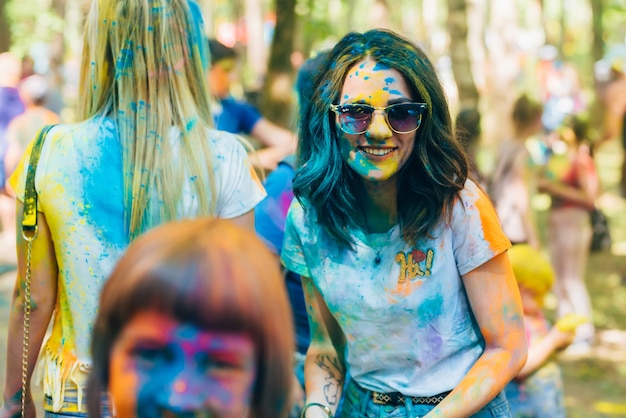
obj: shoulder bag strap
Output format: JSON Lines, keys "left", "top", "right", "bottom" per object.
{"left": 20, "top": 124, "right": 55, "bottom": 418}
{"left": 22, "top": 124, "right": 55, "bottom": 237}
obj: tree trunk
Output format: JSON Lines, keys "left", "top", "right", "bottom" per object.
{"left": 481, "top": 0, "right": 520, "bottom": 151}
{"left": 261, "top": 0, "right": 296, "bottom": 128}
{"left": 590, "top": 0, "right": 604, "bottom": 63}
{"left": 244, "top": 0, "right": 265, "bottom": 89}
{"left": 447, "top": 0, "right": 479, "bottom": 110}
{"left": 0, "top": 0, "right": 10, "bottom": 53}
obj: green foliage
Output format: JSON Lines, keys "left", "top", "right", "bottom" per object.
{"left": 7, "top": 0, "right": 63, "bottom": 57}
{"left": 604, "top": 0, "right": 626, "bottom": 44}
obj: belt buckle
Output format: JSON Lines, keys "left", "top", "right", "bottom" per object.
{"left": 373, "top": 392, "right": 391, "bottom": 405}
{"left": 372, "top": 392, "right": 391, "bottom": 405}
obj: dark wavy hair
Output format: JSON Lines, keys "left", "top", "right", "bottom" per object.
{"left": 293, "top": 29, "right": 468, "bottom": 249}
{"left": 87, "top": 219, "right": 294, "bottom": 418}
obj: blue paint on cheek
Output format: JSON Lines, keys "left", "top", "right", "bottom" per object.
{"left": 388, "top": 89, "right": 403, "bottom": 95}
{"left": 136, "top": 360, "right": 185, "bottom": 418}
{"left": 364, "top": 76, "right": 370, "bottom": 80}
{"left": 384, "top": 77, "right": 395, "bottom": 85}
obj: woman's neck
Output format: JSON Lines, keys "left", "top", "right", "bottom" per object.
{"left": 360, "top": 178, "right": 398, "bottom": 233}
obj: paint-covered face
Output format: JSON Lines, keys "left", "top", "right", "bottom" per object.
{"left": 336, "top": 58, "right": 418, "bottom": 182}
{"left": 109, "top": 310, "right": 257, "bottom": 418}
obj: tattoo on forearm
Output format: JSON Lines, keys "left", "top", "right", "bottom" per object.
{"left": 315, "top": 354, "right": 343, "bottom": 406}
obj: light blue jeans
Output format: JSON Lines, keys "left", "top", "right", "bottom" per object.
{"left": 43, "top": 389, "right": 111, "bottom": 418}
{"left": 339, "top": 380, "right": 511, "bottom": 417}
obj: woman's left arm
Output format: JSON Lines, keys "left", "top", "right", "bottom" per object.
{"left": 1, "top": 203, "right": 58, "bottom": 418}
{"left": 425, "top": 251, "right": 527, "bottom": 418}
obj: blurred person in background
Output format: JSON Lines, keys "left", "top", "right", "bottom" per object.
{"left": 254, "top": 49, "right": 331, "bottom": 418}
{"left": 504, "top": 244, "right": 584, "bottom": 418}
{"left": 455, "top": 107, "right": 485, "bottom": 187}
{"left": 208, "top": 38, "right": 296, "bottom": 171}
{"left": 489, "top": 94, "right": 543, "bottom": 249}
{"left": 538, "top": 115, "right": 599, "bottom": 354}
{"left": 596, "top": 57, "right": 626, "bottom": 197}
{"left": 1, "top": 74, "right": 61, "bottom": 244}
{"left": 0, "top": 52, "right": 26, "bottom": 242}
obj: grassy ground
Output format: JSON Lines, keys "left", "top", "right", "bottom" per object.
{"left": 536, "top": 139, "right": 626, "bottom": 417}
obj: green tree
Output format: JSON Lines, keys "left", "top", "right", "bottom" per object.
{"left": 0, "top": 0, "right": 10, "bottom": 52}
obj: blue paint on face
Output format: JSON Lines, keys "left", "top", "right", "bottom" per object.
{"left": 109, "top": 312, "right": 257, "bottom": 418}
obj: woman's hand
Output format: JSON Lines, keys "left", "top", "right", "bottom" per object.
{"left": 547, "top": 326, "right": 576, "bottom": 351}
{"left": 0, "top": 391, "right": 35, "bottom": 418}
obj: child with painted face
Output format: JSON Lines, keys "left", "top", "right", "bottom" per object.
{"left": 282, "top": 29, "right": 527, "bottom": 418}
{"left": 503, "top": 244, "right": 582, "bottom": 418}
{"left": 87, "top": 218, "right": 294, "bottom": 418}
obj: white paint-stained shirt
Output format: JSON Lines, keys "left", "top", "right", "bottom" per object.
{"left": 9, "top": 119, "right": 266, "bottom": 413}
{"left": 281, "top": 180, "right": 511, "bottom": 396}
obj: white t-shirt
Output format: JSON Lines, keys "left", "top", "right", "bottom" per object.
{"left": 282, "top": 180, "right": 510, "bottom": 396}
{"left": 10, "top": 119, "right": 266, "bottom": 412}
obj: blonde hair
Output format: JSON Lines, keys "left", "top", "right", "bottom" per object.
{"left": 79, "top": 0, "right": 216, "bottom": 239}
{"left": 508, "top": 244, "right": 555, "bottom": 297}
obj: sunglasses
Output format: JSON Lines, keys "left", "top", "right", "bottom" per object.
{"left": 330, "top": 102, "right": 428, "bottom": 135}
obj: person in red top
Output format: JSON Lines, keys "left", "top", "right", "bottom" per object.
{"left": 538, "top": 115, "right": 599, "bottom": 354}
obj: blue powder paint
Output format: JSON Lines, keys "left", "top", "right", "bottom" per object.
{"left": 384, "top": 77, "right": 395, "bottom": 85}
{"left": 364, "top": 76, "right": 370, "bottom": 80}
{"left": 373, "top": 62, "right": 391, "bottom": 71}
{"left": 418, "top": 294, "right": 444, "bottom": 324}
{"left": 388, "top": 89, "right": 402, "bottom": 95}
{"left": 117, "top": 48, "right": 134, "bottom": 75}
{"left": 185, "top": 119, "right": 197, "bottom": 132}
{"left": 79, "top": 122, "right": 126, "bottom": 247}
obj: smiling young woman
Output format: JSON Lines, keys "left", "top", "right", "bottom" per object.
{"left": 282, "top": 29, "right": 527, "bottom": 418}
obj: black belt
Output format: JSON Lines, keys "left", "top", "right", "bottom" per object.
{"left": 372, "top": 390, "right": 451, "bottom": 407}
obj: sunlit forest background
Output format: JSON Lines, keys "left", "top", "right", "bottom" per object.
{"left": 1, "top": 0, "right": 625, "bottom": 147}
{"left": 1, "top": 1, "right": 626, "bottom": 416}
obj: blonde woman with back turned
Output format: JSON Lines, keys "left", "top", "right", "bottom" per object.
{"left": 0, "top": 0, "right": 266, "bottom": 416}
